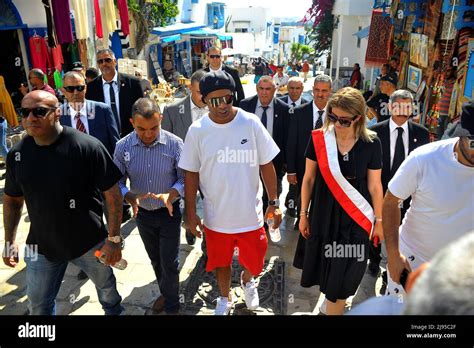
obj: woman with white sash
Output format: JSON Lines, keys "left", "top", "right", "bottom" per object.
{"left": 293, "top": 87, "right": 384, "bottom": 315}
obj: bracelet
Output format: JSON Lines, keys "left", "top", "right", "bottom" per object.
{"left": 375, "top": 218, "right": 382, "bottom": 222}
{"left": 299, "top": 212, "right": 309, "bottom": 217}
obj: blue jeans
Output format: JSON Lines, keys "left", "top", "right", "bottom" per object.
{"left": 24, "top": 241, "right": 122, "bottom": 315}
{"left": 0, "top": 119, "right": 8, "bottom": 159}
{"left": 135, "top": 204, "right": 181, "bottom": 313}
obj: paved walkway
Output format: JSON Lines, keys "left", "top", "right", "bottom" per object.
{"left": 0, "top": 74, "right": 384, "bottom": 315}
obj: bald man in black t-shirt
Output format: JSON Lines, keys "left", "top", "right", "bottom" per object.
{"left": 2, "top": 90, "right": 125, "bottom": 315}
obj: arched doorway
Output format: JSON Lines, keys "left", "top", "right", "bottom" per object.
{"left": 0, "top": 0, "right": 30, "bottom": 107}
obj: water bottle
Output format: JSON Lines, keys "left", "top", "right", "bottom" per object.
{"left": 266, "top": 212, "right": 281, "bottom": 243}
{"left": 94, "top": 250, "right": 128, "bottom": 270}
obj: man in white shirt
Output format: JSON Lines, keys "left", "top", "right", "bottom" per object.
{"left": 273, "top": 65, "right": 289, "bottom": 90}
{"left": 162, "top": 69, "right": 208, "bottom": 245}
{"left": 383, "top": 100, "right": 474, "bottom": 301}
{"left": 179, "top": 71, "right": 282, "bottom": 315}
{"left": 368, "top": 90, "right": 429, "bottom": 278}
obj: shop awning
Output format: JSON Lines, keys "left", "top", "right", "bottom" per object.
{"left": 353, "top": 26, "right": 370, "bottom": 39}
{"left": 185, "top": 27, "right": 232, "bottom": 40}
{"left": 161, "top": 34, "right": 181, "bottom": 43}
{"left": 151, "top": 22, "right": 207, "bottom": 36}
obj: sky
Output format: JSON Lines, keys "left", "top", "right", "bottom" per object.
{"left": 222, "top": 0, "right": 312, "bottom": 19}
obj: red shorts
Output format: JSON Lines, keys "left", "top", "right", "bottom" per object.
{"left": 204, "top": 226, "right": 268, "bottom": 276}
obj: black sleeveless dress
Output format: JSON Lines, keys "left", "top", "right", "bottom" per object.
{"left": 293, "top": 135, "right": 382, "bottom": 302}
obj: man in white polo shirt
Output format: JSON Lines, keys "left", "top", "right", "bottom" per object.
{"left": 383, "top": 100, "right": 474, "bottom": 301}
{"left": 179, "top": 70, "right": 282, "bottom": 315}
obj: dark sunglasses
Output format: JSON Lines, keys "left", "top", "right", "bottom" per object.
{"left": 97, "top": 57, "right": 113, "bottom": 64}
{"left": 208, "top": 95, "right": 233, "bottom": 107}
{"left": 64, "top": 85, "right": 86, "bottom": 92}
{"left": 209, "top": 54, "right": 221, "bottom": 59}
{"left": 328, "top": 112, "right": 358, "bottom": 127}
{"left": 20, "top": 107, "right": 57, "bottom": 118}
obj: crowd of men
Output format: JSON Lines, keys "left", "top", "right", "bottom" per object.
{"left": 2, "top": 45, "right": 473, "bottom": 316}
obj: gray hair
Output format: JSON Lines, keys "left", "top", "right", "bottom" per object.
{"left": 390, "top": 89, "right": 413, "bottom": 104}
{"left": 29, "top": 68, "right": 45, "bottom": 79}
{"left": 190, "top": 70, "right": 206, "bottom": 85}
{"left": 132, "top": 98, "right": 161, "bottom": 119}
{"left": 288, "top": 76, "right": 304, "bottom": 86}
{"left": 403, "top": 232, "right": 474, "bottom": 315}
{"left": 314, "top": 74, "right": 332, "bottom": 86}
{"left": 97, "top": 48, "right": 116, "bottom": 59}
{"left": 257, "top": 76, "right": 275, "bottom": 87}
{"left": 63, "top": 71, "right": 85, "bottom": 83}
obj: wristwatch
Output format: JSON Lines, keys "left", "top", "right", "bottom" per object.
{"left": 108, "top": 235, "right": 125, "bottom": 249}
{"left": 268, "top": 199, "right": 280, "bottom": 207}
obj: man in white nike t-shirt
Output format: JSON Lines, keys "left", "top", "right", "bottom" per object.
{"left": 383, "top": 100, "right": 474, "bottom": 301}
{"left": 179, "top": 70, "right": 282, "bottom": 315}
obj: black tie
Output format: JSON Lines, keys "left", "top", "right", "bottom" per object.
{"left": 292, "top": 102, "right": 296, "bottom": 107}
{"left": 261, "top": 106, "right": 269, "bottom": 128}
{"left": 315, "top": 110, "right": 324, "bottom": 129}
{"left": 107, "top": 81, "right": 119, "bottom": 124}
{"left": 392, "top": 127, "right": 405, "bottom": 175}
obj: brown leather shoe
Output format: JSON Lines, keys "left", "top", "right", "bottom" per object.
{"left": 152, "top": 295, "right": 165, "bottom": 314}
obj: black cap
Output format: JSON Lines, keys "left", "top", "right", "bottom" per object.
{"left": 380, "top": 73, "right": 398, "bottom": 86}
{"left": 446, "top": 101, "right": 474, "bottom": 138}
{"left": 72, "top": 61, "right": 84, "bottom": 71}
{"left": 199, "top": 70, "right": 236, "bottom": 100}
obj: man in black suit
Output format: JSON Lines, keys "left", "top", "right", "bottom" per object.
{"left": 368, "top": 89, "right": 430, "bottom": 278}
{"left": 286, "top": 74, "right": 332, "bottom": 228}
{"left": 277, "top": 77, "right": 310, "bottom": 217}
{"left": 60, "top": 71, "right": 120, "bottom": 155}
{"left": 239, "top": 76, "right": 289, "bottom": 215}
{"left": 204, "top": 46, "right": 245, "bottom": 105}
{"left": 277, "top": 77, "right": 311, "bottom": 108}
{"left": 85, "top": 49, "right": 144, "bottom": 138}
{"left": 85, "top": 48, "right": 144, "bottom": 223}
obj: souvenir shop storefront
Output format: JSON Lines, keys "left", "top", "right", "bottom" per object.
{"left": 366, "top": 0, "right": 473, "bottom": 139}
{"left": 186, "top": 29, "right": 233, "bottom": 72}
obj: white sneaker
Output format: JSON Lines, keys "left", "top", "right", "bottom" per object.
{"left": 214, "top": 296, "right": 232, "bottom": 315}
{"left": 241, "top": 271, "right": 259, "bottom": 310}
{"left": 319, "top": 298, "right": 328, "bottom": 315}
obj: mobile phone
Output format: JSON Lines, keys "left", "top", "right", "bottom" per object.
{"left": 399, "top": 269, "right": 410, "bottom": 290}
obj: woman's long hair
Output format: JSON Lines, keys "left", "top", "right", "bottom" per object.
{"left": 323, "top": 87, "right": 377, "bottom": 142}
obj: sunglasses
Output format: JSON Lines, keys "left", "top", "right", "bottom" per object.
{"left": 328, "top": 112, "right": 358, "bottom": 127}
{"left": 209, "top": 55, "right": 221, "bottom": 59}
{"left": 208, "top": 95, "right": 234, "bottom": 108}
{"left": 20, "top": 107, "right": 57, "bottom": 118}
{"left": 97, "top": 57, "right": 114, "bottom": 64}
{"left": 64, "top": 85, "right": 86, "bottom": 92}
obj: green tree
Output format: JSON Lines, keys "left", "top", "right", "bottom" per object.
{"left": 290, "top": 43, "right": 314, "bottom": 62}
{"left": 127, "top": 0, "right": 180, "bottom": 54}
{"left": 303, "top": 0, "right": 335, "bottom": 59}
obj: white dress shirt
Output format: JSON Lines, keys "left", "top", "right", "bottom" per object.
{"left": 287, "top": 96, "right": 302, "bottom": 107}
{"left": 255, "top": 99, "right": 274, "bottom": 137}
{"left": 102, "top": 72, "right": 120, "bottom": 119}
{"left": 312, "top": 102, "right": 327, "bottom": 128}
{"left": 389, "top": 118, "right": 409, "bottom": 169}
{"left": 209, "top": 63, "right": 223, "bottom": 72}
{"left": 273, "top": 73, "right": 289, "bottom": 88}
{"left": 190, "top": 97, "right": 208, "bottom": 123}
{"left": 69, "top": 102, "right": 89, "bottom": 134}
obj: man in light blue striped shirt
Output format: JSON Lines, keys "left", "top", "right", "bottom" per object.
{"left": 113, "top": 98, "right": 184, "bottom": 315}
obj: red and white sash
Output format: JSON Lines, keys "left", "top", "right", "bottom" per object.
{"left": 312, "top": 128, "right": 374, "bottom": 236}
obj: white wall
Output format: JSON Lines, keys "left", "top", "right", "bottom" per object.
{"left": 331, "top": 14, "right": 371, "bottom": 82}
{"left": 226, "top": 7, "right": 272, "bottom": 33}
{"left": 12, "top": 0, "right": 47, "bottom": 27}
{"left": 333, "top": 0, "right": 374, "bottom": 16}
